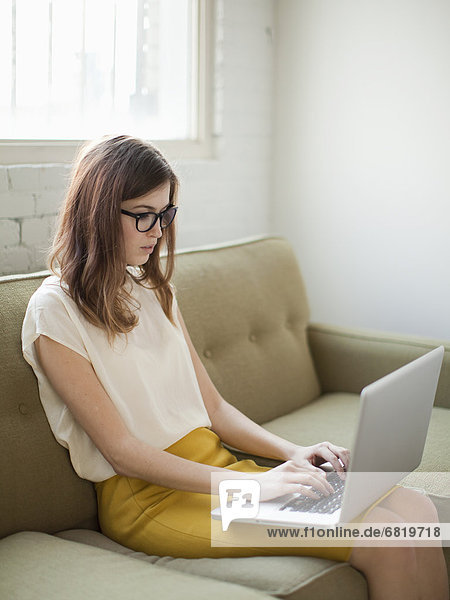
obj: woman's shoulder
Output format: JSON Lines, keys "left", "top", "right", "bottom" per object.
{"left": 30, "top": 275, "right": 73, "bottom": 311}
{"left": 22, "top": 274, "right": 91, "bottom": 362}
{"left": 35, "top": 274, "right": 67, "bottom": 295}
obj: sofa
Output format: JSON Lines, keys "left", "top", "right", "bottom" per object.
{"left": 1, "top": 235, "right": 448, "bottom": 599}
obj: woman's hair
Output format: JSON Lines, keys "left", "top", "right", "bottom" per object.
{"left": 49, "top": 134, "right": 179, "bottom": 342}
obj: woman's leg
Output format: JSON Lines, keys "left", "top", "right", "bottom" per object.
{"left": 378, "top": 488, "right": 448, "bottom": 600}
{"left": 349, "top": 488, "right": 448, "bottom": 600}
{"left": 350, "top": 505, "right": 419, "bottom": 600}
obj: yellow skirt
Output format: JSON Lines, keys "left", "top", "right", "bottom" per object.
{"left": 95, "top": 427, "right": 390, "bottom": 561}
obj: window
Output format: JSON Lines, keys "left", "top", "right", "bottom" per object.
{"left": 0, "top": 0, "right": 213, "bottom": 162}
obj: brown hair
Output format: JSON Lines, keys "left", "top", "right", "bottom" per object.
{"left": 49, "top": 134, "right": 179, "bottom": 342}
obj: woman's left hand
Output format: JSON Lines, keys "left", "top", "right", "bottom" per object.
{"left": 288, "top": 442, "right": 350, "bottom": 476}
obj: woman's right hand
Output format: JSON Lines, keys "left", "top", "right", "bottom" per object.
{"left": 253, "top": 460, "right": 336, "bottom": 502}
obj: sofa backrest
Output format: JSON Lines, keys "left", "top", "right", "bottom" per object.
{"left": 172, "top": 237, "right": 321, "bottom": 423}
{"left": 0, "top": 272, "right": 99, "bottom": 539}
{"left": 0, "top": 236, "right": 320, "bottom": 539}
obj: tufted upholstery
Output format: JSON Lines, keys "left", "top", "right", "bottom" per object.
{"left": 172, "top": 237, "right": 321, "bottom": 424}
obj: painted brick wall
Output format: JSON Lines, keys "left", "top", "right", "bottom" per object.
{"left": 0, "top": 0, "right": 275, "bottom": 276}
{"left": 0, "top": 164, "right": 71, "bottom": 274}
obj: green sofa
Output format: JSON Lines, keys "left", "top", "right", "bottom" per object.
{"left": 1, "top": 236, "right": 448, "bottom": 599}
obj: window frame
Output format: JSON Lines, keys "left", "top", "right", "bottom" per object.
{"left": 0, "top": 0, "right": 214, "bottom": 164}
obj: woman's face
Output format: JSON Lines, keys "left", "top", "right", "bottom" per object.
{"left": 120, "top": 181, "right": 171, "bottom": 266}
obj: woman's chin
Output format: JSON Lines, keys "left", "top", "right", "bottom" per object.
{"left": 126, "top": 251, "right": 153, "bottom": 267}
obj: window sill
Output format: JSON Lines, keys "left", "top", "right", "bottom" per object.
{"left": 0, "top": 136, "right": 215, "bottom": 165}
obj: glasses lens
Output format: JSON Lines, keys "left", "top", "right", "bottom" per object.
{"left": 137, "top": 214, "right": 156, "bottom": 232}
{"left": 161, "top": 206, "right": 177, "bottom": 229}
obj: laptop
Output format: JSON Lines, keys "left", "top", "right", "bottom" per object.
{"left": 211, "top": 346, "right": 444, "bottom": 527}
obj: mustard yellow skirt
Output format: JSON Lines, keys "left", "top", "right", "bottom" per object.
{"left": 95, "top": 427, "right": 391, "bottom": 561}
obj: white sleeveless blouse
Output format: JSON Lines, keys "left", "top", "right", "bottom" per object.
{"left": 21, "top": 272, "right": 212, "bottom": 482}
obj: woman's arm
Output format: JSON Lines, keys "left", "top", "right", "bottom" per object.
{"left": 34, "top": 335, "right": 246, "bottom": 494}
{"left": 35, "top": 335, "right": 335, "bottom": 499}
{"left": 176, "top": 307, "right": 349, "bottom": 472}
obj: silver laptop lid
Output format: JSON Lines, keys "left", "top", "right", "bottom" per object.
{"left": 340, "top": 345, "right": 444, "bottom": 522}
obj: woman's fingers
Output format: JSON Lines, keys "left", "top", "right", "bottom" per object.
{"left": 274, "top": 460, "right": 336, "bottom": 493}
{"left": 282, "top": 459, "right": 327, "bottom": 475}
{"left": 286, "top": 471, "right": 334, "bottom": 496}
{"left": 258, "top": 468, "right": 341, "bottom": 502}
{"left": 331, "top": 445, "right": 350, "bottom": 470}
{"left": 293, "top": 485, "right": 321, "bottom": 499}
{"left": 257, "top": 441, "right": 352, "bottom": 502}
{"left": 309, "top": 442, "right": 350, "bottom": 476}
{"left": 316, "top": 447, "right": 343, "bottom": 472}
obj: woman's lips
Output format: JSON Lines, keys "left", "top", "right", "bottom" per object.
{"left": 141, "top": 244, "right": 155, "bottom": 252}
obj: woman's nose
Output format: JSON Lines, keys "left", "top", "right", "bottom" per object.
{"left": 149, "top": 218, "right": 163, "bottom": 238}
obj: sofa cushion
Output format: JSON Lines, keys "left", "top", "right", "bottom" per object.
{"left": 55, "top": 528, "right": 368, "bottom": 600}
{"left": 263, "top": 392, "right": 361, "bottom": 450}
{"left": 0, "top": 531, "right": 270, "bottom": 600}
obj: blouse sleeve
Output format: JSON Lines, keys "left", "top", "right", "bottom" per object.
{"left": 22, "top": 285, "right": 90, "bottom": 371}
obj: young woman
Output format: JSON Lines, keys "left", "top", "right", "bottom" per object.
{"left": 22, "top": 135, "right": 448, "bottom": 600}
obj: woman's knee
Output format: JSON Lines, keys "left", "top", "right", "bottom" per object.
{"left": 349, "top": 542, "right": 417, "bottom": 575}
{"left": 379, "top": 487, "right": 439, "bottom": 523}
{"left": 349, "top": 504, "right": 416, "bottom": 573}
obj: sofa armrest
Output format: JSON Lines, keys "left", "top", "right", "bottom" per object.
{"left": 307, "top": 323, "right": 450, "bottom": 409}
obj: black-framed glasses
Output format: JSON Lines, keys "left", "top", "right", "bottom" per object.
{"left": 121, "top": 204, "right": 178, "bottom": 232}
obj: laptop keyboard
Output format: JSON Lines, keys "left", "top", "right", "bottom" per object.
{"left": 279, "top": 471, "right": 346, "bottom": 515}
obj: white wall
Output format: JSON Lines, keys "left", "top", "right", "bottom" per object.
{"left": 174, "top": 0, "right": 275, "bottom": 249}
{"left": 273, "top": 0, "right": 450, "bottom": 340}
{"left": 0, "top": 0, "right": 275, "bottom": 275}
